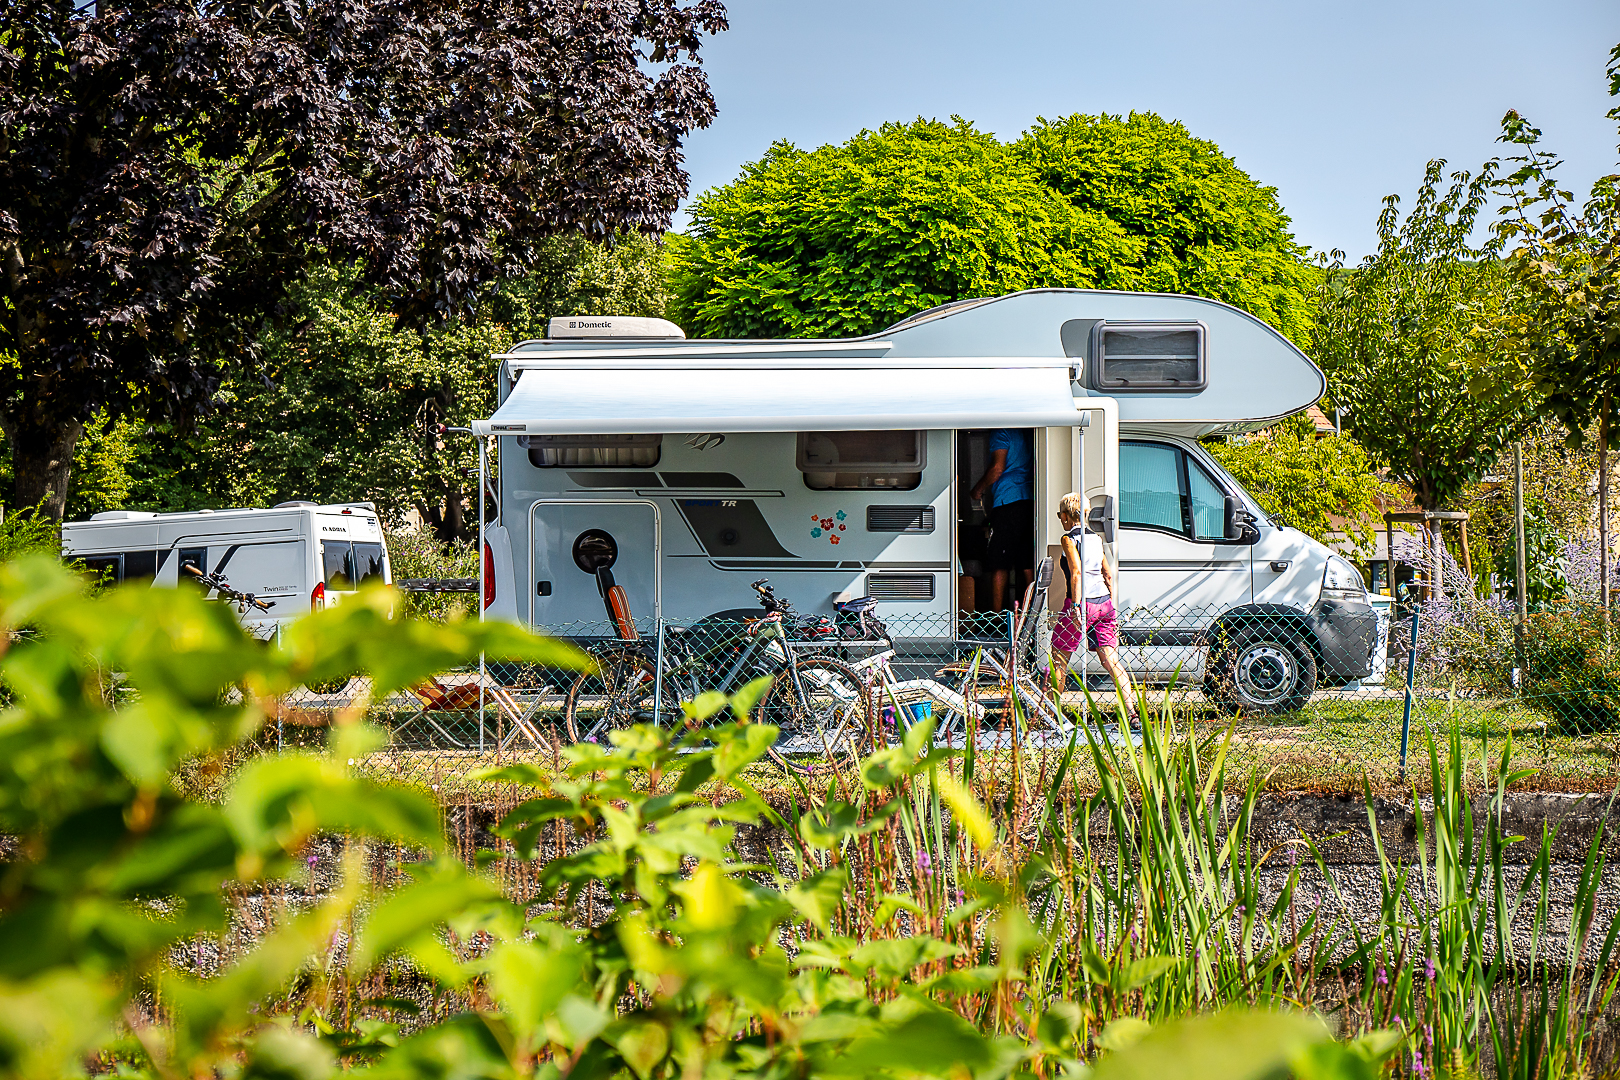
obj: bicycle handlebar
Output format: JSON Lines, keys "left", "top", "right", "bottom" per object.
{"left": 182, "top": 564, "right": 276, "bottom": 612}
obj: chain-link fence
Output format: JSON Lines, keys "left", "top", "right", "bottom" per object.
{"left": 279, "top": 591, "right": 1620, "bottom": 800}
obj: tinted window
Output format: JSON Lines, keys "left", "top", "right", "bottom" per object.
{"left": 178, "top": 547, "right": 208, "bottom": 585}
{"left": 124, "top": 549, "right": 158, "bottom": 580}
{"left": 523, "top": 434, "right": 661, "bottom": 468}
{"left": 80, "top": 555, "right": 122, "bottom": 583}
{"left": 322, "top": 541, "right": 356, "bottom": 590}
{"left": 1119, "top": 442, "right": 1184, "bottom": 532}
{"left": 353, "top": 542, "right": 386, "bottom": 586}
{"left": 1187, "top": 459, "right": 1228, "bottom": 540}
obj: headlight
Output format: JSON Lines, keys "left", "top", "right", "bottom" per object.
{"left": 1322, "top": 556, "right": 1366, "bottom": 601}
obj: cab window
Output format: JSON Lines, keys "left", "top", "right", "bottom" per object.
{"left": 1120, "top": 441, "right": 1232, "bottom": 541}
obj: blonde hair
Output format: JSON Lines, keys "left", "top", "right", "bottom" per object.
{"left": 1057, "top": 492, "right": 1087, "bottom": 523}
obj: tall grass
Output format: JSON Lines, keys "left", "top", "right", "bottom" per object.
{"left": 759, "top": 680, "right": 1620, "bottom": 1076}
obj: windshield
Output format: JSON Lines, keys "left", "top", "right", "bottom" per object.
{"left": 1196, "top": 450, "right": 1273, "bottom": 526}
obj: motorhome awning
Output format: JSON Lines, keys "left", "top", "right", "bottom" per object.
{"left": 472, "top": 365, "right": 1084, "bottom": 435}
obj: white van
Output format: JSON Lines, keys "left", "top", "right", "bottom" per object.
{"left": 61, "top": 502, "right": 392, "bottom": 632}
{"left": 471, "top": 290, "right": 1378, "bottom": 714}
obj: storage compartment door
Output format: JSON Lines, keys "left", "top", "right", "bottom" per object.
{"left": 529, "top": 500, "right": 660, "bottom": 632}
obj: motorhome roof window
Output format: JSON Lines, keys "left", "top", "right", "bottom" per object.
{"left": 521, "top": 434, "right": 661, "bottom": 468}
{"left": 1091, "top": 322, "right": 1206, "bottom": 391}
{"left": 797, "top": 431, "right": 925, "bottom": 491}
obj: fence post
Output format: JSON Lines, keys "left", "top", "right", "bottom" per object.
{"left": 1514, "top": 442, "right": 1528, "bottom": 685}
{"left": 653, "top": 619, "right": 665, "bottom": 727}
{"left": 1399, "top": 602, "right": 1421, "bottom": 779}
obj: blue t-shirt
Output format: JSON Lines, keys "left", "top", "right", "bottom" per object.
{"left": 988, "top": 429, "right": 1033, "bottom": 507}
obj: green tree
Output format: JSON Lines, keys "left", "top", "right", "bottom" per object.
{"left": 1015, "top": 112, "right": 1318, "bottom": 342}
{"left": 1312, "top": 161, "right": 1535, "bottom": 515}
{"left": 670, "top": 114, "right": 1314, "bottom": 339}
{"left": 1204, "top": 414, "right": 1393, "bottom": 555}
{"left": 46, "top": 234, "right": 673, "bottom": 535}
{"left": 670, "top": 119, "right": 1133, "bottom": 337}
{"left": 1493, "top": 43, "right": 1620, "bottom": 597}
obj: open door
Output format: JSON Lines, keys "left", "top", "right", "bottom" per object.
{"left": 1034, "top": 398, "right": 1119, "bottom": 619}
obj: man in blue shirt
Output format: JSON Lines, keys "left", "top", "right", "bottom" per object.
{"left": 969, "top": 428, "right": 1034, "bottom": 611}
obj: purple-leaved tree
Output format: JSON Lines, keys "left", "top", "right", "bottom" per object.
{"left": 0, "top": 0, "right": 726, "bottom": 516}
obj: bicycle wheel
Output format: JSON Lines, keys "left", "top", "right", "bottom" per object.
{"left": 760, "top": 658, "right": 869, "bottom": 762}
{"left": 564, "top": 648, "right": 659, "bottom": 744}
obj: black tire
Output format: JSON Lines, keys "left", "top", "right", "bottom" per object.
{"left": 564, "top": 648, "right": 660, "bottom": 744}
{"left": 1204, "top": 625, "right": 1317, "bottom": 716}
{"left": 759, "top": 658, "right": 869, "bottom": 762}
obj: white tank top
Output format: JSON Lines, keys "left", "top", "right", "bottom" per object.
{"left": 1065, "top": 525, "right": 1109, "bottom": 602}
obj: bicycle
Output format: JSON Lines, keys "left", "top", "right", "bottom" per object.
{"left": 183, "top": 564, "right": 280, "bottom": 640}
{"left": 562, "top": 578, "right": 869, "bottom": 755}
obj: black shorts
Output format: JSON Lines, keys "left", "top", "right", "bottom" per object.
{"left": 985, "top": 499, "right": 1034, "bottom": 572}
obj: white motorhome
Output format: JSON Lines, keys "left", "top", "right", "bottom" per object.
{"left": 473, "top": 290, "right": 1378, "bottom": 713}
{"left": 61, "top": 502, "right": 392, "bottom": 631}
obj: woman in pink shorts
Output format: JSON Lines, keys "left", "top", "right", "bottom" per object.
{"left": 1050, "top": 493, "right": 1138, "bottom": 725}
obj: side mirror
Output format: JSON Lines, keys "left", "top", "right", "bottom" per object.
{"left": 1224, "top": 497, "right": 1260, "bottom": 545}
{"left": 1087, "top": 496, "right": 1116, "bottom": 544}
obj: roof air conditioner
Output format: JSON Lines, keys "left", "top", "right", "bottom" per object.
{"left": 546, "top": 316, "right": 685, "bottom": 340}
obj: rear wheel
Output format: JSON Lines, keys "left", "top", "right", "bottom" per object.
{"left": 564, "top": 648, "right": 660, "bottom": 744}
{"left": 1205, "top": 625, "right": 1317, "bottom": 716}
{"left": 759, "top": 659, "right": 869, "bottom": 762}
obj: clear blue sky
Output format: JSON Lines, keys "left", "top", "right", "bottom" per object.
{"left": 678, "top": 0, "right": 1620, "bottom": 261}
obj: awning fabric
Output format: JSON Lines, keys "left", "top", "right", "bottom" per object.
{"left": 473, "top": 366, "right": 1082, "bottom": 434}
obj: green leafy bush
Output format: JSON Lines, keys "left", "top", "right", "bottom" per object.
{"left": 0, "top": 556, "right": 1462, "bottom": 1080}
{"left": 1523, "top": 607, "right": 1620, "bottom": 733}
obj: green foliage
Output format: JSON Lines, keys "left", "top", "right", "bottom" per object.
{"left": 1493, "top": 44, "right": 1620, "bottom": 451}
{"left": 49, "top": 235, "right": 671, "bottom": 535}
{"left": 1492, "top": 505, "right": 1570, "bottom": 607}
{"left": 0, "top": 504, "right": 59, "bottom": 565}
{"left": 0, "top": 557, "right": 1420, "bottom": 1079}
{"left": 1522, "top": 607, "right": 1620, "bottom": 733}
{"left": 671, "top": 114, "right": 1315, "bottom": 340}
{"left": 0, "top": 556, "right": 587, "bottom": 1077}
{"left": 1015, "top": 112, "right": 1318, "bottom": 342}
{"left": 1314, "top": 161, "right": 1537, "bottom": 511}
{"left": 1204, "top": 415, "right": 1392, "bottom": 555}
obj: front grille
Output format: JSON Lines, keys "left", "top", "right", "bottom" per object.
{"left": 866, "top": 505, "right": 936, "bottom": 533}
{"left": 866, "top": 573, "right": 935, "bottom": 601}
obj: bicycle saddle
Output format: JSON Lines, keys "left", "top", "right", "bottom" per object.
{"left": 835, "top": 595, "right": 880, "bottom": 613}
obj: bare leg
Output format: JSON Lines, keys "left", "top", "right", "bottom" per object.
{"left": 1050, "top": 647, "right": 1073, "bottom": 698}
{"left": 990, "top": 569, "right": 1009, "bottom": 611}
{"left": 1095, "top": 644, "right": 1139, "bottom": 724}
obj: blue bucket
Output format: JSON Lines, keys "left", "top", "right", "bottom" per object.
{"left": 902, "top": 701, "right": 933, "bottom": 725}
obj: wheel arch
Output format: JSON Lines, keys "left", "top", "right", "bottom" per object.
{"left": 1206, "top": 603, "right": 1321, "bottom": 662}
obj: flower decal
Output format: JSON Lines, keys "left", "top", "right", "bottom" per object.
{"left": 809, "top": 509, "right": 849, "bottom": 545}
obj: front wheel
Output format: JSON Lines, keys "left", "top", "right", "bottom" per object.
{"left": 564, "top": 648, "right": 660, "bottom": 744}
{"left": 1205, "top": 626, "right": 1317, "bottom": 716}
{"left": 759, "top": 659, "right": 869, "bottom": 762}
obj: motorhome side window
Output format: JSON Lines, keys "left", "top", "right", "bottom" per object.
{"left": 521, "top": 434, "right": 661, "bottom": 468}
{"left": 1119, "top": 441, "right": 1229, "bottom": 541}
{"left": 1090, "top": 322, "right": 1206, "bottom": 391}
{"left": 796, "top": 431, "right": 924, "bottom": 491}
